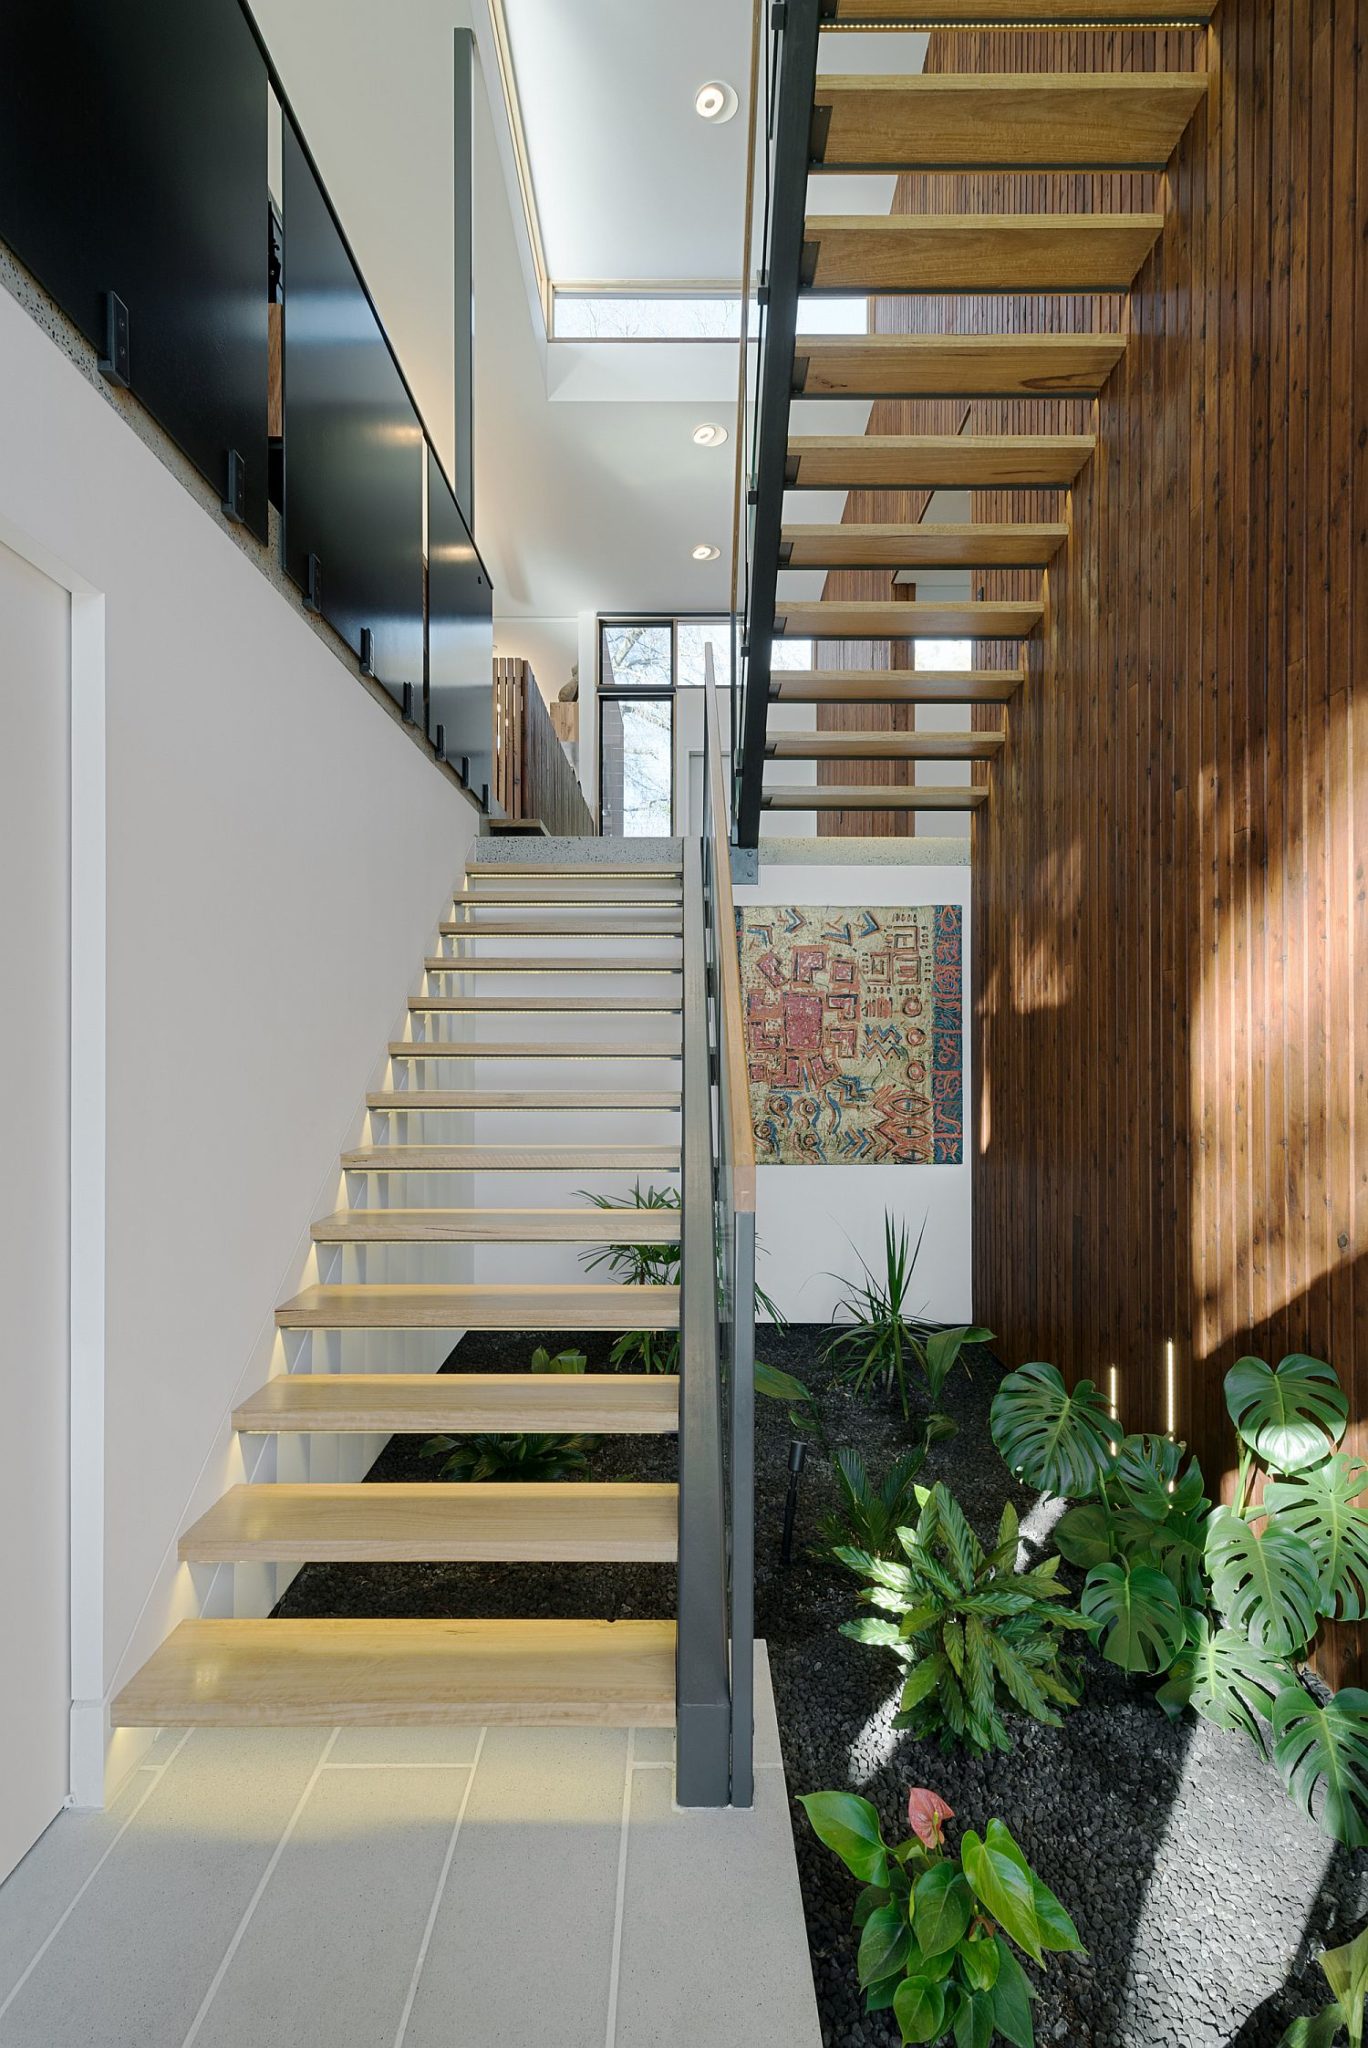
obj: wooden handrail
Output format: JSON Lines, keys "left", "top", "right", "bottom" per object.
{"left": 702, "top": 647, "right": 757, "bottom": 1213}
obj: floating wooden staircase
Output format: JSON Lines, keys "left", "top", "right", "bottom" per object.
{"left": 736, "top": 0, "right": 1209, "bottom": 832}
{"left": 112, "top": 856, "right": 689, "bottom": 1734}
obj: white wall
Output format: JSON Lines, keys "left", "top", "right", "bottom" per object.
{"left": 0, "top": 286, "right": 481, "bottom": 1796}
{"left": 733, "top": 860, "right": 973, "bottom": 1327}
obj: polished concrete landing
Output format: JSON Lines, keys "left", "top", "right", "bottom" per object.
{"left": 0, "top": 1645, "right": 819, "bottom": 2048}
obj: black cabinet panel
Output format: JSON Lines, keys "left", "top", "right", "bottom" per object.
{"left": 427, "top": 450, "right": 494, "bottom": 808}
{"left": 281, "top": 123, "right": 423, "bottom": 704}
{"left": 0, "top": 0, "right": 270, "bottom": 539}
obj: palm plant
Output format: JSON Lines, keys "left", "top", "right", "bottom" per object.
{"left": 816, "top": 1431, "right": 955, "bottom": 1563}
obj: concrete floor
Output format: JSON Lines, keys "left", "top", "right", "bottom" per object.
{"left": 0, "top": 1645, "right": 820, "bottom": 2048}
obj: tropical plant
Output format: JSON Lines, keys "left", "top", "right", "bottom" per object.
{"left": 800, "top": 1783, "right": 1084, "bottom": 2046}
{"left": 580, "top": 1182, "right": 787, "bottom": 1373}
{"left": 925, "top": 1323, "right": 995, "bottom": 1404}
{"left": 823, "top": 1215, "right": 935, "bottom": 1419}
{"left": 839, "top": 1483, "right": 1088, "bottom": 1754}
{"left": 818, "top": 1437, "right": 950, "bottom": 1563}
{"left": 1277, "top": 1922, "right": 1368, "bottom": 2047}
{"left": 993, "top": 1347, "right": 1368, "bottom": 1846}
{"left": 419, "top": 1344, "right": 593, "bottom": 1482}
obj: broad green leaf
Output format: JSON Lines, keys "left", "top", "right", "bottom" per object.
{"left": 853, "top": 1883, "right": 890, "bottom": 1929}
{"left": 798, "top": 1791, "right": 889, "bottom": 1885}
{"left": 1113, "top": 1433, "right": 1189, "bottom": 1518}
{"left": 952, "top": 1988, "right": 997, "bottom": 2048}
{"left": 990, "top": 1361, "right": 1121, "bottom": 1498}
{"left": 1265, "top": 1457, "right": 1368, "bottom": 1621}
{"left": 1273, "top": 1686, "right": 1368, "bottom": 1848}
{"left": 858, "top": 1903, "right": 912, "bottom": 1987}
{"left": 912, "top": 1862, "right": 973, "bottom": 1956}
{"left": 866, "top": 1975, "right": 902, "bottom": 2013}
{"left": 1225, "top": 1354, "right": 1348, "bottom": 1474}
{"left": 982, "top": 1821, "right": 1085, "bottom": 1954}
{"left": 1319, "top": 1918, "right": 1368, "bottom": 2017}
{"left": 990, "top": 1936, "right": 1038, "bottom": 2048}
{"left": 925, "top": 1325, "right": 993, "bottom": 1401}
{"left": 1156, "top": 1616, "right": 1290, "bottom": 1752}
{"left": 842, "top": 1617, "right": 908, "bottom": 1652}
{"left": 894, "top": 1975, "right": 947, "bottom": 2045}
{"left": 1081, "top": 1559, "right": 1188, "bottom": 1674}
{"left": 1054, "top": 1501, "right": 1120, "bottom": 1570}
{"left": 959, "top": 1933, "right": 1001, "bottom": 1991}
{"left": 961, "top": 1829, "right": 1043, "bottom": 1964}
{"left": 1276, "top": 2011, "right": 1346, "bottom": 2048}
{"left": 1206, "top": 1506, "right": 1323, "bottom": 1655}
{"left": 754, "top": 1360, "right": 813, "bottom": 1407}
{"left": 899, "top": 1654, "right": 948, "bottom": 1713}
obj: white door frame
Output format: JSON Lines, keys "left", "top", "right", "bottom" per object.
{"left": 0, "top": 510, "right": 107, "bottom": 1809}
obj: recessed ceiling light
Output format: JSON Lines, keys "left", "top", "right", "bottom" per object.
{"left": 694, "top": 80, "right": 738, "bottom": 124}
{"left": 691, "top": 422, "right": 729, "bottom": 448}
{"left": 691, "top": 543, "right": 721, "bottom": 562}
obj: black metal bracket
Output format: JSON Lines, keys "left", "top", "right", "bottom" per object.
{"left": 304, "top": 553, "right": 322, "bottom": 614}
{"left": 401, "top": 680, "right": 415, "bottom": 725}
{"left": 222, "top": 448, "right": 246, "bottom": 524}
{"left": 98, "top": 291, "right": 130, "bottom": 388}
{"left": 359, "top": 627, "right": 376, "bottom": 678}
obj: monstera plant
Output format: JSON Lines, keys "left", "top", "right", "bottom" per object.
{"left": 990, "top": 1349, "right": 1368, "bottom": 1847}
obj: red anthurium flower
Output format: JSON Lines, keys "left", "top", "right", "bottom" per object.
{"left": 907, "top": 1788, "right": 954, "bottom": 1849}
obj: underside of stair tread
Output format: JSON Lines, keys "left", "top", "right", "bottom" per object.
{"left": 768, "top": 730, "right": 1003, "bottom": 761}
{"left": 826, "top": 0, "right": 1212, "bottom": 20}
{"left": 234, "top": 1373, "right": 680, "bottom": 1435}
{"left": 423, "top": 954, "right": 683, "bottom": 974}
{"left": 802, "top": 212, "right": 1163, "bottom": 293}
{"left": 275, "top": 1282, "right": 681, "bottom": 1330}
{"left": 310, "top": 1207, "right": 683, "bottom": 1243}
{"left": 341, "top": 1143, "right": 682, "bottom": 1171}
{"left": 179, "top": 1483, "right": 680, "bottom": 1563}
{"left": 787, "top": 433, "right": 1094, "bottom": 489}
{"left": 776, "top": 599, "right": 1043, "bottom": 639}
{"left": 453, "top": 893, "right": 683, "bottom": 908}
{"left": 464, "top": 863, "right": 681, "bottom": 878}
{"left": 438, "top": 919, "right": 684, "bottom": 937}
{"left": 110, "top": 1618, "right": 678, "bottom": 1728}
{"left": 812, "top": 73, "right": 1205, "bottom": 172}
{"left": 793, "top": 332, "right": 1126, "bottom": 398}
{"left": 764, "top": 785, "right": 989, "bottom": 811}
{"left": 388, "top": 1041, "right": 683, "bottom": 1060}
{"left": 769, "top": 670, "right": 1024, "bottom": 704}
{"left": 366, "top": 1089, "right": 682, "bottom": 1110}
{"left": 780, "top": 522, "right": 1067, "bottom": 569}
{"left": 408, "top": 995, "right": 683, "bottom": 1013}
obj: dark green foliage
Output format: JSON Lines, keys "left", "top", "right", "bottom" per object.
{"left": 801, "top": 1788, "right": 1083, "bottom": 2045}
{"left": 420, "top": 1430, "right": 590, "bottom": 1483}
{"left": 839, "top": 1483, "right": 1088, "bottom": 1755}
{"left": 823, "top": 1214, "right": 933, "bottom": 1419}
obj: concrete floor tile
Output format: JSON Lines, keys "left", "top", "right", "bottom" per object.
{"left": 754, "top": 1642, "right": 784, "bottom": 1771}
{"left": 403, "top": 1726, "right": 627, "bottom": 2048}
{"left": 0, "top": 1730, "right": 328, "bottom": 2048}
{"left": 191, "top": 1766, "right": 470, "bottom": 2048}
{"left": 614, "top": 1766, "right": 822, "bottom": 2048}
{"left": 326, "top": 1725, "right": 484, "bottom": 1769}
{"left": 0, "top": 1764, "right": 151, "bottom": 2005}
{"left": 630, "top": 1727, "right": 675, "bottom": 1763}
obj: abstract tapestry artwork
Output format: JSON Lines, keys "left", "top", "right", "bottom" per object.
{"left": 735, "top": 905, "right": 963, "bottom": 1165}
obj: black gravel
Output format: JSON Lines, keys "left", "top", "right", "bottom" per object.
{"left": 276, "top": 1326, "right": 1368, "bottom": 2047}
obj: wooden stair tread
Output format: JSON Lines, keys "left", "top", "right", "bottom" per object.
{"left": 110, "top": 1618, "right": 677, "bottom": 1728}
{"left": 803, "top": 213, "right": 1162, "bottom": 293}
{"left": 408, "top": 995, "right": 683, "bottom": 1013}
{"left": 769, "top": 670, "right": 1024, "bottom": 704}
{"left": 812, "top": 74, "right": 1204, "bottom": 171}
{"left": 777, "top": 599, "right": 1043, "bottom": 638}
{"left": 438, "top": 920, "right": 683, "bottom": 937}
{"left": 234, "top": 1373, "right": 679, "bottom": 1435}
{"left": 764, "top": 785, "right": 988, "bottom": 811}
{"left": 787, "top": 434, "right": 1094, "bottom": 488}
{"left": 342, "top": 1143, "right": 681, "bottom": 1171}
{"left": 780, "top": 522, "right": 1067, "bottom": 569}
{"left": 179, "top": 1483, "right": 680, "bottom": 1563}
{"left": 388, "top": 1041, "right": 683, "bottom": 1060}
{"left": 423, "top": 955, "right": 683, "bottom": 973}
{"left": 311, "top": 1208, "right": 682, "bottom": 1243}
{"left": 828, "top": 1, "right": 1212, "bottom": 22}
{"left": 453, "top": 894, "right": 682, "bottom": 907}
{"left": 794, "top": 332, "right": 1126, "bottom": 398}
{"left": 464, "top": 864, "right": 681, "bottom": 878}
{"left": 366, "top": 1090, "right": 681, "bottom": 1110}
{"left": 275, "top": 1283, "right": 680, "bottom": 1330}
{"left": 768, "top": 730, "right": 1003, "bottom": 760}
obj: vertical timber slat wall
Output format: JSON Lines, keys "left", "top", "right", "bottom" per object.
{"left": 898, "top": 4, "right": 1367, "bottom": 1682}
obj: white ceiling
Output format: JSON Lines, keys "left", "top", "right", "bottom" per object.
{"left": 502, "top": 0, "right": 752, "bottom": 283}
